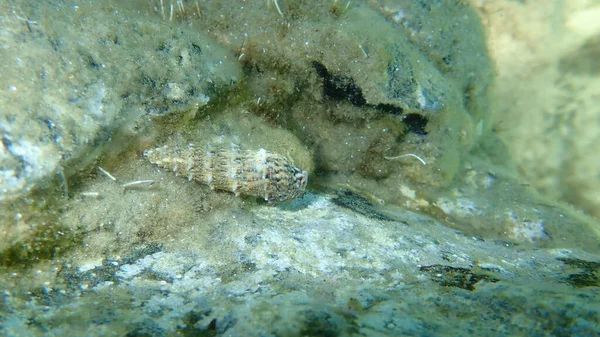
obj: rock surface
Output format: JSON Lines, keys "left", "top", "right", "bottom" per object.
{"left": 0, "top": 1, "right": 240, "bottom": 201}
{"left": 1, "top": 192, "right": 599, "bottom": 336}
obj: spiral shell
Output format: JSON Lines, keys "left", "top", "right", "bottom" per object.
{"left": 143, "top": 143, "right": 308, "bottom": 202}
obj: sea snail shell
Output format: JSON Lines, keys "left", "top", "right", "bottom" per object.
{"left": 143, "top": 143, "right": 308, "bottom": 202}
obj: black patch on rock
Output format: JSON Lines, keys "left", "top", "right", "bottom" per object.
{"left": 403, "top": 113, "right": 429, "bottom": 135}
{"left": 558, "top": 257, "right": 600, "bottom": 288}
{"left": 312, "top": 62, "right": 429, "bottom": 135}
{"left": 331, "top": 189, "right": 392, "bottom": 221}
{"left": 375, "top": 103, "right": 404, "bottom": 115}
{"left": 313, "top": 61, "right": 367, "bottom": 106}
{"left": 419, "top": 265, "right": 499, "bottom": 291}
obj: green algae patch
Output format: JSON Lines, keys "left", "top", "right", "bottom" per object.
{"left": 0, "top": 195, "right": 77, "bottom": 268}
{"left": 559, "top": 257, "right": 600, "bottom": 288}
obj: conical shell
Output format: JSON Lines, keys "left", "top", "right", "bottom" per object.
{"left": 143, "top": 143, "right": 308, "bottom": 202}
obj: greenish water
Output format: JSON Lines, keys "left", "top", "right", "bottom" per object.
{"left": 0, "top": 1, "right": 598, "bottom": 336}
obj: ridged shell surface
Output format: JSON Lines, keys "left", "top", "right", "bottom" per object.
{"left": 143, "top": 144, "right": 308, "bottom": 202}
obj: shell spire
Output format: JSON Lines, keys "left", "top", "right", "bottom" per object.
{"left": 143, "top": 143, "right": 308, "bottom": 202}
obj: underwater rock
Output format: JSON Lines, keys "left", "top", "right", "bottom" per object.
{"left": 3, "top": 193, "right": 599, "bottom": 336}
{"left": 180, "top": 0, "right": 492, "bottom": 190}
{"left": 0, "top": 1, "right": 240, "bottom": 202}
